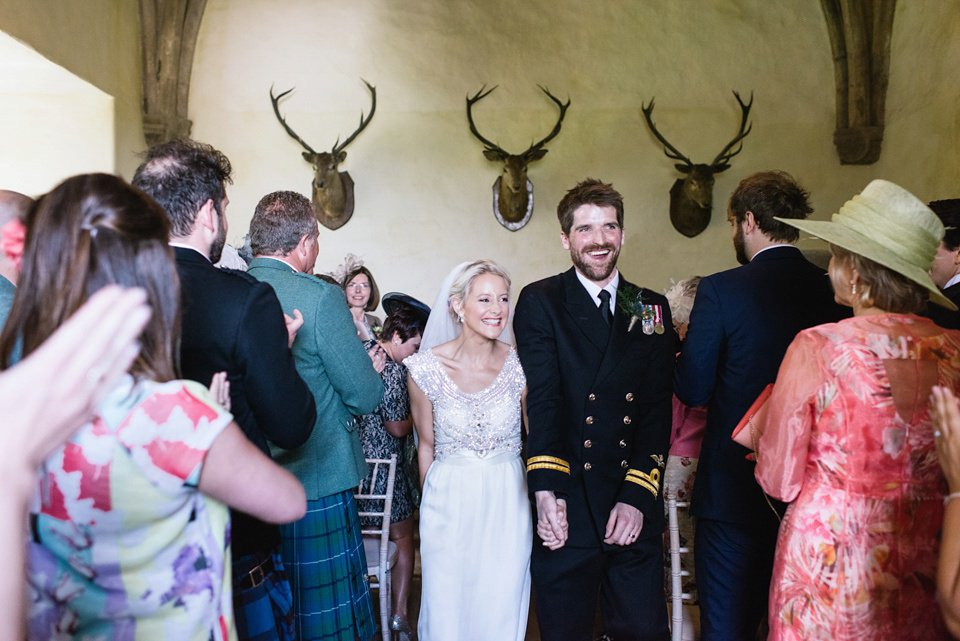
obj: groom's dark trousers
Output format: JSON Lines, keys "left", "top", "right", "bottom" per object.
{"left": 516, "top": 268, "right": 676, "bottom": 641}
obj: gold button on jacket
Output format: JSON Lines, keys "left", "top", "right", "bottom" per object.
{"left": 584, "top": 462, "right": 592, "bottom": 471}
{"left": 623, "top": 416, "right": 632, "bottom": 425}
{"left": 584, "top": 439, "right": 592, "bottom": 448}
{"left": 585, "top": 416, "right": 594, "bottom": 425}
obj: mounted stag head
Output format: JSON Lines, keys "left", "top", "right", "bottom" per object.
{"left": 270, "top": 80, "right": 376, "bottom": 230}
{"left": 641, "top": 91, "right": 753, "bottom": 238}
{"left": 467, "top": 85, "right": 570, "bottom": 231}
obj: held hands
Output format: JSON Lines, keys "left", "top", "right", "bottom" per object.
{"left": 604, "top": 502, "right": 643, "bottom": 546}
{"left": 283, "top": 309, "right": 304, "bottom": 348}
{"left": 535, "top": 490, "right": 568, "bottom": 550}
{"left": 932, "top": 386, "right": 960, "bottom": 493}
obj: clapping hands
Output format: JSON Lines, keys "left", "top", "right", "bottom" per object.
{"left": 932, "top": 385, "right": 960, "bottom": 493}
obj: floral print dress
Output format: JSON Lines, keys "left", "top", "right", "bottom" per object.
{"left": 27, "top": 377, "right": 235, "bottom": 641}
{"left": 756, "top": 315, "right": 960, "bottom": 641}
{"left": 357, "top": 340, "right": 415, "bottom": 525}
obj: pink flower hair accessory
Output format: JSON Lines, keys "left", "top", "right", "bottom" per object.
{"left": 1, "top": 218, "right": 26, "bottom": 274}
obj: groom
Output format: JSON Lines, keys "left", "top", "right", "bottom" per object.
{"left": 515, "top": 179, "right": 676, "bottom": 641}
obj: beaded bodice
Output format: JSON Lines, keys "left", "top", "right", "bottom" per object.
{"left": 405, "top": 347, "right": 525, "bottom": 460}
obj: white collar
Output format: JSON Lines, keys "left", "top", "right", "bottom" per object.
{"left": 257, "top": 255, "right": 301, "bottom": 273}
{"left": 169, "top": 242, "right": 210, "bottom": 262}
{"left": 575, "top": 268, "right": 620, "bottom": 309}
{"left": 750, "top": 243, "right": 794, "bottom": 261}
{"left": 945, "top": 272, "right": 960, "bottom": 290}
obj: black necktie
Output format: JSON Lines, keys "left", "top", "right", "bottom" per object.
{"left": 598, "top": 289, "right": 612, "bottom": 327}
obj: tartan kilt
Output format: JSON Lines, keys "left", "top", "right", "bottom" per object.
{"left": 232, "top": 549, "right": 296, "bottom": 641}
{"left": 280, "top": 490, "right": 376, "bottom": 641}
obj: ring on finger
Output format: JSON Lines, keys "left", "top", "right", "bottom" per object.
{"left": 936, "top": 430, "right": 944, "bottom": 438}
{"left": 86, "top": 365, "right": 105, "bottom": 385}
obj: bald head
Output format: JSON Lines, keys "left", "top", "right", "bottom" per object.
{"left": 0, "top": 190, "right": 32, "bottom": 226}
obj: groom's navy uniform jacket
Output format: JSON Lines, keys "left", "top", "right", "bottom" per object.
{"left": 516, "top": 268, "right": 677, "bottom": 547}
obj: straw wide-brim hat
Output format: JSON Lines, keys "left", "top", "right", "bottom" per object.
{"left": 776, "top": 179, "right": 957, "bottom": 311}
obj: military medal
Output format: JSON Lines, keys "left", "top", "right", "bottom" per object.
{"left": 641, "top": 305, "right": 655, "bottom": 335}
{"left": 653, "top": 305, "right": 665, "bottom": 334}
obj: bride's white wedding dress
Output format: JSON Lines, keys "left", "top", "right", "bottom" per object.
{"left": 406, "top": 347, "right": 532, "bottom": 641}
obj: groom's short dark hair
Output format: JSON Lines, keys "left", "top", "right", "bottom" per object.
{"left": 557, "top": 179, "right": 624, "bottom": 235}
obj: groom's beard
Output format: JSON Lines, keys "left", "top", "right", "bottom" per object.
{"left": 570, "top": 242, "right": 620, "bottom": 282}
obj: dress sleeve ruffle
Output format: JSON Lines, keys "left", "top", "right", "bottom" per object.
{"left": 755, "top": 331, "right": 824, "bottom": 502}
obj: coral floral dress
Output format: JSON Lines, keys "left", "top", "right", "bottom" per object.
{"left": 756, "top": 314, "right": 960, "bottom": 641}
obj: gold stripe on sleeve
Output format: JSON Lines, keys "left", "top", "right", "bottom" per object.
{"left": 527, "top": 455, "right": 570, "bottom": 471}
{"left": 527, "top": 462, "right": 572, "bottom": 475}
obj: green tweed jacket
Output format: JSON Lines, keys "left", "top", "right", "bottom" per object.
{"left": 248, "top": 257, "right": 384, "bottom": 499}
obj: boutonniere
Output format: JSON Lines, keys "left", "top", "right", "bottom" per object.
{"left": 617, "top": 285, "right": 665, "bottom": 335}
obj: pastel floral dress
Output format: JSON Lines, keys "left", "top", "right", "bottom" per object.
{"left": 756, "top": 315, "right": 960, "bottom": 641}
{"left": 27, "top": 377, "right": 235, "bottom": 641}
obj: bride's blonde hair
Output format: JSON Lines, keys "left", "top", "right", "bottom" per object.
{"left": 448, "top": 259, "right": 512, "bottom": 322}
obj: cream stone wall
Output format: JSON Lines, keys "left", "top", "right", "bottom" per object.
{"left": 190, "top": 0, "right": 959, "bottom": 307}
{"left": 0, "top": 32, "right": 114, "bottom": 195}
{"left": 5, "top": 1, "right": 955, "bottom": 309}
{"left": 0, "top": 0, "right": 144, "bottom": 178}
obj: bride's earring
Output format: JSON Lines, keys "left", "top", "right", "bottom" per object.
{"left": 850, "top": 280, "right": 857, "bottom": 296}
{"left": 458, "top": 313, "right": 464, "bottom": 324}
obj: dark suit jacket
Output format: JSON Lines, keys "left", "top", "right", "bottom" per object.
{"left": 674, "top": 245, "right": 846, "bottom": 526}
{"left": 175, "top": 247, "right": 316, "bottom": 556}
{"left": 515, "top": 268, "right": 677, "bottom": 547}
{"left": 925, "top": 283, "right": 960, "bottom": 329}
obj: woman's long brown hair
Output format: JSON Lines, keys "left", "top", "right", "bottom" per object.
{"left": 0, "top": 173, "right": 180, "bottom": 381}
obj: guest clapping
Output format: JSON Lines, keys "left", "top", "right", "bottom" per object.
{"left": 356, "top": 301, "right": 427, "bottom": 640}
{"left": 931, "top": 385, "right": 960, "bottom": 638}
{"left": 0, "top": 286, "right": 149, "bottom": 641}
{"left": 755, "top": 180, "right": 960, "bottom": 640}
{"left": 1, "top": 174, "right": 306, "bottom": 640}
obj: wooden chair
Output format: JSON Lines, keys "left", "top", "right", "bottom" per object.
{"left": 355, "top": 455, "right": 399, "bottom": 641}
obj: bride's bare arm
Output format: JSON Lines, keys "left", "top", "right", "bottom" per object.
{"left": 409, "top": 372, "right": 435, "bottom": 488}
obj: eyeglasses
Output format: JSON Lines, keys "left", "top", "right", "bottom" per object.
{"left": 348, "top": 282, "right": 371, "bottom": 290}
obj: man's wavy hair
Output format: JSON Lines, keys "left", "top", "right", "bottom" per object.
{"left": 728, "top": 171, "right": 812, "bottom": 243}
{"left": 131, "top": 139, "right": 232, "bottom": 237}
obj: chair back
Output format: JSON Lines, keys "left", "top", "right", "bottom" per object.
{"left": 666, "top": 492, "right": 693, "bottom": 641}
{"left": 355, "top": 455, "right": 397, "bottom": 574}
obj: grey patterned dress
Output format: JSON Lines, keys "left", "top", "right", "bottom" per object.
{"left": 356, "top": 340, "right": 416, "bottom": 525}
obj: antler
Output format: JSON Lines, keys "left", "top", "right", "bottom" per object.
{"left": 709, "top": 91, "right": 753, "bottom": 170}
{"left": 522, "top": 86, "right": 571, "bottom": 158}
{"left": 331, "top": 79, "right": 377, "bottom": 155}
{"left": 466, "top": 85, "right": 508, "bottom": 156}
{"left": 270, "top": 85, "right": 317, "bottom": 154}
{"left": 641, "top": 98, "right": 693, "bottom": 168}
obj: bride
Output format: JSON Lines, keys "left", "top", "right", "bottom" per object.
{"left": 406, "top": 259, "right": 532, "bottom": 641}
